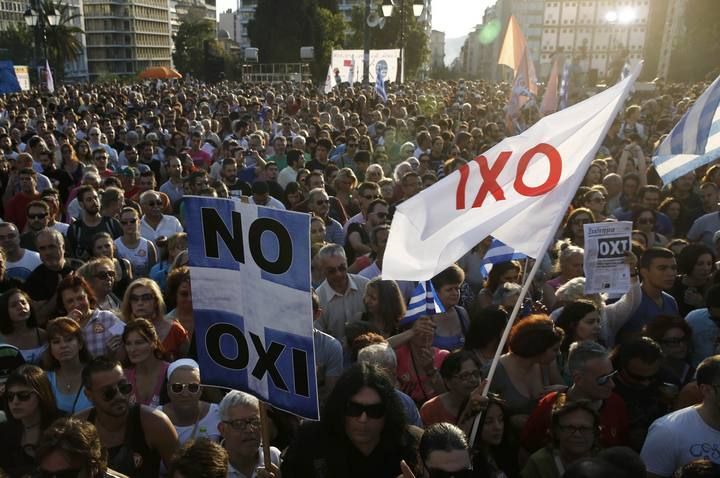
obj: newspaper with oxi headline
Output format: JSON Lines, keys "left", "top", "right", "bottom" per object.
{"left": 583, "top": 221, "right": 632, "bottom": 297}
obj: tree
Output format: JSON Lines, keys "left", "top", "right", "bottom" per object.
{"left": 347, "top": 4, "right": 430, "bottom": 80}
{"left": 43, "top": 0, "right": 84, "bottom": 81}
{"left": 247, "top": 0, "right": 342, "bottom": 81}
{"left": 0, "top": 24, "right": 33, "bottom": 66}
{"left": 172, "top": 17, "right": 216, "bottom": 79}
{"left": 670, "top": 0, "right": 720, "bottom": 81}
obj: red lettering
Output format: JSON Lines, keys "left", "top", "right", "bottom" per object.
{"left": 472, "top": 152, "right": 511, "bottom": 208}
{"left": 513, "top": 143, "right": 562, "bottom": 196}
{"left": 456, "top": 161, "right": 471, "bottom": 210}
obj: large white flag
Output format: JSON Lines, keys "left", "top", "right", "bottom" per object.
{"left": 383, "top": 64, "right": 642, "bottom": 281}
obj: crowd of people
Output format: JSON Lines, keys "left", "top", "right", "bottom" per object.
{"left": 0, "top": 74, "right": 719, "bottom": 478}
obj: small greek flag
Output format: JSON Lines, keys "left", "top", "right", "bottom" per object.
{"left": 558, "top": 62, "right": 570, "bottom": 110}
{"left": 620, "top": 61, "right": 631, "bottom": 81}
{"left": 376, "top": 74, "right": 387, "bottom": 103}
{"left": 652, "top": 74, "right": 720, "bottom": 184}
{"left": 400, "top": 280, "right": 445, "bottom": 326}
{"left": 480, "top": 239, "right": 527, "bottom": 278}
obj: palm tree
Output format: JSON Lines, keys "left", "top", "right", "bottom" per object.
{"left": 41, "top": 0, "right": 83, "bottom": 81}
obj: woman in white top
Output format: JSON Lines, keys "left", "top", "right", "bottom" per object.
{"left": 115, "top": 207, "right": 157, "bottom": 278}
{"left": 159, "top": 358, "right": 222, "bottom": 445}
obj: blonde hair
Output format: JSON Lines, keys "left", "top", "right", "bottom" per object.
{"left": 121, "top": 278, "right": 166, "bottom": 321}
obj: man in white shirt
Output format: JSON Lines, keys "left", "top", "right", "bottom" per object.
{"left": 0, "top": 222, "right": 41, "bottom": 281}
{"left": 219, "top": 390, "right": 281, "bottom": 478}
{"left": 277, "top": 149, "right": 304, "bottom": 190}
{"left": 139, "top": 190, "right": 183, "bottom": 243}
{"left": 248, "top": 181, "right": 285, "bottom": 210}
{"left": 641, "top": 355, "right": 720, "bottom": 477}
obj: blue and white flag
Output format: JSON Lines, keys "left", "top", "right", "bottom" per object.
{"left": 376, "top": 74, "right": 387, "bottom": 103}
{"left": 620, "top": 61, "right": 631, "bottom": 82}
{"left": 558, "top": 62, "right": 570, "bottom": 110}
{"left": 652, "top": 74, "right": 720, "bottom": 184}
{"left": 400, "top": 280, "right": 445, "bottom": 326}
{"left": 480, "top": 239, "right": 527, "bottom": 278}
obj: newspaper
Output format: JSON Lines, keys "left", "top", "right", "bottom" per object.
{"left": 583, "top": 221, "right": 632, "bottom": 296}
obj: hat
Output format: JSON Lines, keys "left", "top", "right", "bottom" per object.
{"left": 0, "top": 344, "right": 25, "bottom": 383}
{"left": 167, "top": 358, "right": 200, "bottom": 380}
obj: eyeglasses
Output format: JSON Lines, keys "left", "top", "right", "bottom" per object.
{"left": 325, "top": 264, "right": 347, "bottom": 275}
{"left": 37, "top": 468, "right": 83, "bottom": 478}
{"left": 661, "top": 336, "right": 688, "bottom": 345}
{"left": 99, "top": 381, "right": 133, "bottom": 402}
{"left": 345, "top": 401, "right": 385, "bottom": 419}
{"left": 94, "top": 269, "right": 116, "bottom": 280}
{"left": 170, "top": 382, "right": 201, "bottom": 394}
{"left": 362, "top": 194, "right": 381, "bottom": 201}
{"left": 454, "top": 370, "right": 482, "bottom": 381}
{"left": 596, "top": 370, "right": 618, "bottom": 386}
{"left": 315, "top": 199, "right": 330, "bottom": 206}
{"left": 426, "top": 468, "right": 474, "bottom": 478}
{"left": 28, "top": 213, "right": 48, "bottom": 219}
{"left": 120, "top": 218, "right": 137, "bottom": 225}
{"left": 637, "top": 218, "right": 655, "bottom": 225}
{"left": 557, "top": 424, "right": 595, "bottom": 435}
{"left": 129, "top": 293, "right": 155, "bottom": 303}
{"left": 223, "top": 417, "right": 261, "bottom": 431}
{"left": 6, "top": 390, "right": 37, "bottom": 402}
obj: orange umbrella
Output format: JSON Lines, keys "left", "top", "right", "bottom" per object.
{"left": 138, "top": 66, "right": 182, "bottom": 80}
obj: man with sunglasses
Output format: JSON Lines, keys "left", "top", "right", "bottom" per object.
{"left": 77, "top": 357, "right": 179, "bottom": 478}
{"left": 218, "top": 390, "right": 281, "bottom": 478}
{"left": 139, "top": 190, "right": 183, "bottom": 243}
{"left": 345, "top": 198, "right": 388, "bottom": 265}
{"left": 36, "top": 417, "right": 127, "bottom": 478}
{"left": 343, "top": 182, "right": 382, "bottom": 234}
{"left": 522, "top": 341, "right": 629, "bottom": 453}
{"left": 307, "top": 188, "right": 345, "bottom": 245}
{"left": 642, "top": 355, "right": 720, "bottom": 477}
{"left": 20, "top": 200, "right": 50, "bottom": 251}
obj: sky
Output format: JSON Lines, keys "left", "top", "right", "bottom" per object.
{"left": 215, "top": 0, "right": 494, "bottom": 39}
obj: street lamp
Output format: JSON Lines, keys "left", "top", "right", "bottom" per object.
{"left": 24, "top": 3, "right": 60, "bottom": 84}
{"left": 381, "top": 0, "right": 424, "bottom": 84}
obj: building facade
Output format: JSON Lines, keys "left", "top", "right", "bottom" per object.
{"left": 84, "top": 0, "right": 173, "bottom": 79}
{"left": 0, "top": 0, "right": 24, "bottom": 32}
{"left": 430, "top": 29, "right": 444, "bottom": 68}
{"left": 218, "top": 8, "right": 242, "bottom": 45}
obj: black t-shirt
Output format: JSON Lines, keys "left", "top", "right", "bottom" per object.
{"left": 44, "top": 168, "right": 76, "bottom": 204}
{"left": 23, "top": 263, "right": 75, "bottom": 301}
{"left": 67, "top": 216, "right": 123, "bottom": 259}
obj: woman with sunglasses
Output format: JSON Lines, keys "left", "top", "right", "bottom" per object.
{"left": 42, "top": 317, "right": 94, "bottom": 414}
{"left": 121, "top": 278, "right": 189, "bottom": 361}
{"left": 122, "top": 318, "right": 170, "bottom": 409}
{"left": 632, "top": 208, "right": 668, "bottom": 248}
{"left": 0, "top": 288, "right": 48, "bottom": 364}
{"left": 89, "top": 232, "right": 133, "bottom": 299}
{"left": 643, "top": 315, "right": 695, "bottom": 388}
{"left": 522, "top": 398, "right": 599, "bottom": 478}
{"left": 561, "top": 208, "right": 596, "bottom": 249}
{"left": 282, "top": 362, "right": 418, "bottom": 478}
{"left": 158, "top": 359, "right": 221, "bottom": 445}
{"left": 581, "top": 189, "right": 610, "bottom": 222}
{"left": 76, "top": 257, "right": 121, "bottom": 311}
{"left": 56, "top": 274, "right": 125, "bottom": 360}
{"left": 0, "top": 364, "right": 61, "bottom": 477}
{"left": 114, "top": 207, "right": 157, "bottom": 279}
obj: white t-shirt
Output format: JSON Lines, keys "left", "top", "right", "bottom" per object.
{"left": 641, "top": 406, "right": 720, "bottom": 477}
{"left": 158, "top": 402, "right": 222, "bottom": 445}
{"left": 140, "top": 214, "right": 184, "bottom": 243}
{"left": 5, "top": 249, "right": 42, "bottom": 281}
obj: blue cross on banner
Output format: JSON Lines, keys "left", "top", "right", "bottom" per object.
{"left": 653, "top": 74, "right": 720, "bottom": 184}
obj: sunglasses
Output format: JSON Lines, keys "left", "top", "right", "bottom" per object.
{"left": 427, "top": 468, "right": 474, "bottom": 478}
{"left": 100, "top": 381, "right": 133, "bottom": 402}
{"left": 129, "top": 293, "right": 155, "bottom": 303}
{"left": 95, "top": 270, "right": 116, "bottom": 280}
{"left": 6, "top": 390, "right": 36, "bottom": 402}
{"left": 37, "top": 469, "right": 83, "bottom": 478}
{"left": 28, "top": 213, "right": 48, "bottom": 219}
{"left": 170, "top": 382, "right": 201, "bottom": 394}
{"left": 120, "top": 219, "right": 137, "bottom": 225}
{"left": 345, "top": 401, "right": 385, "bottom": 419}
{"left": 661, "top": 336, "right": 687, "bottom": 345}
{"left": 315, "top": 199, "right": 330, "bottom": 206}
{"left": 362, "top": 194, "right": 381, "bottom": 200}
{"left": 596, "top": 370, "right": 617, "bottom": 386}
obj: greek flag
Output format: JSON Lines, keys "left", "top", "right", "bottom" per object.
{"left": 652, "top": 74, "right": 720, "bottom": 184}
{"left": 480, "top": 239, "right": 527, "bottom": 278}
{"left": 375, "top": 74, "right": 387, "bottom": 103}
{"left": 400, "top": 280, "right": 445, "bottom": 326}
{"left": 559, "top": 62, "right": 570, "bottom": 110}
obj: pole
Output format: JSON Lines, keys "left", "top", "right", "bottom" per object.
{"left": 395, "top": 0, "right": 404, "bottom": 84}
{"left": 362, "top": 0, "right": 370, "bottom": 86}
{"left": 259, "top": 402, "right": 272, "bottom": 470}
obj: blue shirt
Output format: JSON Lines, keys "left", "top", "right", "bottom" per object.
{"left": 619, "top": 288, "right": 678, "bottom": 340}
{"left": 686, "top": 308, "right": 720, "bottom": 367}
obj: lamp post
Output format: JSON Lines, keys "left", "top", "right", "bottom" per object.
{"left": 381, "top": 0, "right": 424, "bottom": 84}
{"left": 603, "top": 7, "right": 635, "bottom": 80}
{"left": 24, "top": 1, "right": 60, "bottom": 84}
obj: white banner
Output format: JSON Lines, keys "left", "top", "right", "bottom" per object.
{"left": 382, "top": 63, "right": 642, "bottom": 281}
{"left": 328, "top": 49, "right": 399, "bottom": 85}
{"left": 14, "top": 66, "right": 30, "bottom": 91}
{"left": 583, "top": 221, "right": 632, "bottom": 296}
{"left": 185, "top": 196, "right": 318, "bottom": 419}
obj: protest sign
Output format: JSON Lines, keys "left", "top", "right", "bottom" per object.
{"left": 583, "top": 222, "right": 632, "bottom": 296}
{"left": 185, "top": 196, "right": 318, "bottom": 420}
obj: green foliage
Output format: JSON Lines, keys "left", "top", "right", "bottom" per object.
{"left": 172, "top": 18, "right": 216, "bottom": 79}
{"left": 0, "top": 24, "right": 33, "bottom": 66}
{"left": 247, "top": 0, "right": 342, "bottom": 81}
{"left": 670, "top": 0, "right": 720, "bottom": 81}
{"left": 43, "top": 0, "right": 84, "bottom": 81}
{"left": 347, "top": 3, "right": 430, "bottom": 80}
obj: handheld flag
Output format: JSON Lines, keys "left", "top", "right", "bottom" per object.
{"left": 400, "top": 280, "right": 445, "bottom": 326}
{"left": 498, "top": 15, "right": 538, "bottom": 95}
{"left": 652, "top": 74, "right": 720, "bottom": 184}
{"left": 559, "top": 62, "right": 570, "bottom": 110}
{"left": 481, "top": 239, "right": 527, "bottom": 278}
{"left": 44, "top": 60, "right": 54, "bottom": 94}
{"left": 376, "top": 73, "right": 387, "bottom": 103}
{"left": 382, "top": 63, "right": 642, "bottom": 281}
{"left": 540, "top": 55, "right": 562, "bottom": 116}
